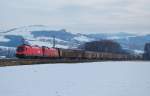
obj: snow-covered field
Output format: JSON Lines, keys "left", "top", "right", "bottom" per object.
{"left": 0, "top": 61, "right": 150, "bottom": 96}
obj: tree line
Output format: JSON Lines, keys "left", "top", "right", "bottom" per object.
{"left": 79, "top": 40, "right": 127, "bottom": 54}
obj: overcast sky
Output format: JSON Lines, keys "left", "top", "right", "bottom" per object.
{"left": 0, "top": 0, "right": 150, "bottom": 34}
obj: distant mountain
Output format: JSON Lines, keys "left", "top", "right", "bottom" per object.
{"left": 0, "top": 25, "right": 93, "bottom": 49}
{"left": 114, "top": 34, "right": 150, "bottom": 50}
{"left": 0, "top": 25, "right": 150, "bottom": 58}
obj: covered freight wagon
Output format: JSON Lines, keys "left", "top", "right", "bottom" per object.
{"left": 58, "top": 48, "right": 84, "bottom": 59}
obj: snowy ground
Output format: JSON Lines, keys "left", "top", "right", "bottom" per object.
{"left": 0, "top": 61, "right": 150, "bottom": 96}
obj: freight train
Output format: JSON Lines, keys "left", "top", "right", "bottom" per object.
{"left": 16, "top": 44, "right": 136, "bottom": 60}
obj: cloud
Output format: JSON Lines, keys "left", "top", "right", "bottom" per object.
{"left": 0, "top": 0, "right": 150, "bottom": 34}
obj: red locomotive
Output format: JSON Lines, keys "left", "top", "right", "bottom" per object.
{"left": 16, "top": 44, "right": 59, "bottom": 58}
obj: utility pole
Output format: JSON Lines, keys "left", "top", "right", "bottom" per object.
{"left": 22, "top": 37, "right": 25, "bottom": 45}
{"left": 53, "top": 36, "right": 55, "bottom": 48}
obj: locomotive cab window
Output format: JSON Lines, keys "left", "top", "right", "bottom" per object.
{"left": 17, "top": 47, "right": 25, "bottom": 52}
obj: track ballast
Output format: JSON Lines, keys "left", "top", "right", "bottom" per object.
{"left": 0, "top": 58, "right": 107, "bottom": 67}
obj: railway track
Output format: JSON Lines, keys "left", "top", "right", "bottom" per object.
{"left": 0, "top": 58, "right": 143, "bottom": 67}
{"left": 0, "top": 58, "right": 103, "bottom": 67}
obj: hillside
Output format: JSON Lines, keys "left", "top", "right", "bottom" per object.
{"left": 0, "top": 25, "right": 149, "bottom": 58}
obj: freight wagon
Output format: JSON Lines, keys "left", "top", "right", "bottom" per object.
{"left": 58, "top": 48, "right": 84, "bottom": 59}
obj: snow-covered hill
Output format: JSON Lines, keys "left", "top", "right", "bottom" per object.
{"left": 0, "top": 25, "right": 95, "bottom": 48}
{"left": 0, "top": 25, "right": 149, "bottom": 58}
{"left": 0, "top": 25, "right": 95, "bottom": 58}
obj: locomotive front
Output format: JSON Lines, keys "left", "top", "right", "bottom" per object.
{"left": 16, "top": 45, "right": 28, "bottom": 58}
